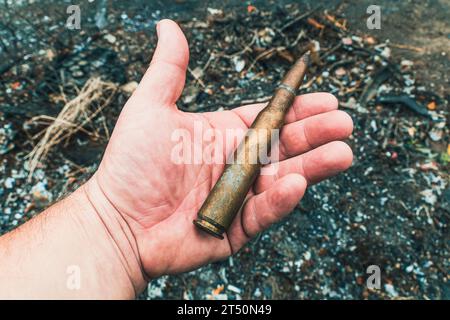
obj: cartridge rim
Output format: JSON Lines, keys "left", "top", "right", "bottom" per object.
{"left": 193, "top": 217, "right": 225, "bottom": 240}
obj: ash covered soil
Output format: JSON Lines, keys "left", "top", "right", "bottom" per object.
{"left": 0, "top": 0, "right": 449, "bottom": 299}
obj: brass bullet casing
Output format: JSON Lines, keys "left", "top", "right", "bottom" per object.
{"left": 194, "top": 52, "right": 310, "bottom": 239}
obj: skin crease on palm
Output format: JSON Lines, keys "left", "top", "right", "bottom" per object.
{"left": 86, "top": 19, "right": 354, "bottom": 279}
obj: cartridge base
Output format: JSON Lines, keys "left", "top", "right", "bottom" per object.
{"left": 193, "top": 217, "right": 225, "bottom": 240}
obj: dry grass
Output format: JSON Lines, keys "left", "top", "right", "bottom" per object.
{"left": 26, "top": 77, "right": 117, "bottom": 180}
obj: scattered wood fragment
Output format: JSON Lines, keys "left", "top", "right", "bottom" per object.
{"left": 26, "top": 77, "right": 117, "bottom": 179}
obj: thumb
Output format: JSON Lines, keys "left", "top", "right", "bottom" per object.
{"left": 136, "top": 19, "right": 189, "bottom": 106}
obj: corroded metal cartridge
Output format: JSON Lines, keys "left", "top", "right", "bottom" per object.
{"left": 194, "top": 52, "right": 310, "bottom": 239}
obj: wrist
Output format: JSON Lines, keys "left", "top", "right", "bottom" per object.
{"left": 0, "top": 180, "right": 147, "bottom": 299}
{"left": 80, "top": 175, "right": 148, "bottom": 297}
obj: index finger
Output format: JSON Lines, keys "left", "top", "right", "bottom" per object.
{"left": 232, "top": 92, "right": 339, "bottom": 127}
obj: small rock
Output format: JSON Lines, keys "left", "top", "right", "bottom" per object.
{"left": 364, "top": 36, "right": 377, "bottom": 45}
{"left": 384, "top": 283, "right": 398, "bottom": 297}
{"left": 120, "top": 81, "right": 139, "bottom": 94}
{"left": 351, "top": 36, "right": 363, "bottom": 44}
{"left": 380, "top": 46, "right": 391, "bottom": 59}
{"left": 335, "top": 67, "right": 346, "bottom": 77}
{"left": 420, "top": 189, "right": 437, "bottom": 205}
{"left": 303, "top": 251, "right": 311, "bottom": 261}
{"left": 31, "top": 181, "right": 53, "bottom": 205}
{"left": 20, "top": 63, "right": 31, "bottom": 73}
{"left": 46, "top": 49, "right": 56, "bottom": 61}
{"left": 370, "top": 120, "right": 377, "bottom": 132}
{"left": 364, "top": 167, "right": 373, "bottom": 176}
{"left": 419, "top": 162, "right": 439, "bottom": 171}
{"left": 401, "top": 59, "right": 414, "bottom": 68}
{"left": 340, "top": 97, "right": 357, "bottom": 109}
{"left": 183, "top": 290, "right": 193, "bottom": 300}
{"left": 69, "top": 65, "right": 80, "bottom": 72}
{"left": 258, "top": 27, "right": 275, "bottom": 46}
{"left": 227, "top": 285, "right": 241, "bottom": 294}
{"left": 4, "top": 177, "right": 14, "bottom": 189}
{"left": 429, "top": 129, "right": 443, "bottom": 142}
{"left": 104, "top": 34, "right": 117, "bottom": 44}
{"left": 311, "top": 40, "right": 321, "bottom": 52}
{"left": 72, "top": 70, "right": 84, "bottom": 78}
{"left": 182, "top": 85, "right": 200, "bottom": 105}
{"left": 0, "top": 124, "right": 15, "bottom": 155}
{"left": 232, "top": 56, "right": 246, "bottom": 72}
{"left": 342, "top": 37, "right": 352, "bottom": 45}
{"left": 207, "top": 7, "right": 223, "bottom": 16}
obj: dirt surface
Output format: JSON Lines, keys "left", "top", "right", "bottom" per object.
{"left": 0, "top": 1, "right": 448, "bottom": 299}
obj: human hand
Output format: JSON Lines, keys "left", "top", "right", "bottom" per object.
{"left": 85, "top": 19, "right": 353, "bottom": 285}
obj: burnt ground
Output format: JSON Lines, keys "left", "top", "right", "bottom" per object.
{"left": 0, "top": 1, "right": 449, "bottom": 299}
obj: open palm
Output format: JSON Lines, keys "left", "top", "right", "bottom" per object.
{"left": 89, "top": 20, "right": 353, "bottom": 278}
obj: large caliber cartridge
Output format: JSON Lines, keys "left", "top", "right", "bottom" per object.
{"left": 194, "top": 52, "right": 310, "bottom": 239}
